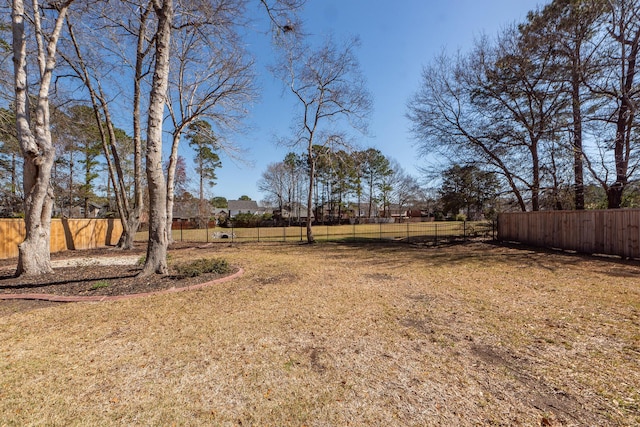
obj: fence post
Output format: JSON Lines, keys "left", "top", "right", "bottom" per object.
{"left": 206, "top": 220, "right": 209, "bottom": 243}
{"left": 257, "top": 226, "right": 260, "bottom": 243}
{"left": 406, "top": 221, "right": 409, "bottom": 241}
{"left": 435, "top": 223, "right": 438, "bottom": 245}
{"left": 231, "top": 224, "right": 234, "bottom": 243}
{"left": 180, "top": 219, "right": 183, "bottom": 242}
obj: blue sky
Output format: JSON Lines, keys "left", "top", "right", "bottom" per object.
{"left": 204, "top": 0, "right": 543, "bottom": 202}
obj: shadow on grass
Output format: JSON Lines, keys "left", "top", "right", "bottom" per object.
{"left": 327, "top": 237, "right": 640, "bottom": 274}
{"left": 0, "top": 269, "right": 140, "bottom": 292}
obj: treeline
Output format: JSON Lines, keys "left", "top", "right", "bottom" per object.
{"left": 408, "top": 0, "right": 640, "bottom": 211}
{"left": 260, "top": 148, "right": 429, "bottom": 222}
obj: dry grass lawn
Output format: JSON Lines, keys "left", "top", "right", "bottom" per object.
{"left": 1, "top": 241, "right": 639, "bottom": 426}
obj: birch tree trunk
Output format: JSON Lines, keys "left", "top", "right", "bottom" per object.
{"left": 12, "top": 0, "right": 72, "bottom": 276}
{"left": 141, "top": 0, "right": 173, "bottom": 276}
{"left": 165, "top": 132, "right": 182, "bottom": 244}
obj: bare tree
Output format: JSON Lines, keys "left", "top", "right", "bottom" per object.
{"left": 141, "top": 0, "right": 173, "bottom": 276}
{"left": 587, "top": 0, "right": 640, "bottom": 208}
{"left": 388, "top": 161, "right": 423, "bottom": 219}
{"left": 165, "top": 1, "right": 256, "bottom": 240}
{"left": 259, "top": 161, "right": 289, "bottom": 212}
{"left": 11, "top": 0, "right": 75, "bottom": 276}
{"left": 275, "top": 36, "right": 371, "bottom": 242}
{"left": 408, "top": 23, "right": 567, "bottom": 213}
{"left": 473, "top": 28, "right": 568, "bottom": 212}
{"left": 521, "top": 0, "right": 605, "bottom": 210}
{"left": 58, "top": 1, "right": 153, "bottom": 249}
{"left": 139, "top": 0, "right": 300, "bottom": 272}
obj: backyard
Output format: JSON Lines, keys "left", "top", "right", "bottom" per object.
{"left": 1, "top": 240, "right": 639, "bottom": 425}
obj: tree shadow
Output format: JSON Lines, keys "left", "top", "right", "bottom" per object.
{"left": 61, "top": 217, "right": 76, "bottom": 251}
{"left": 0, "top": 270, "right": 139, "bottom": 291}
{"left": 330, "top": 237, "right": 640, "bottom": 274}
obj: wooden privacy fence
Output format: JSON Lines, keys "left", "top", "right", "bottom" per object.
{"left": 0, "top": 218, "right": 123, "bottom": 260}
{"left": 498, "top": 209, "right": 640, "bottom": 259}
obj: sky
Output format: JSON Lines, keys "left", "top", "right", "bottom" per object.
{"left": 199, "top": 0, "right": 544, "bottom": 202}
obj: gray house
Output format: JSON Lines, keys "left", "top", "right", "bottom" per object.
{"left": 226, "top": 200, "right": 261, "bottom": 217}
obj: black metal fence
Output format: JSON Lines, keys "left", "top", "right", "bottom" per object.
{"left": 166, "top": 221, "right": 496, "bottom": 244}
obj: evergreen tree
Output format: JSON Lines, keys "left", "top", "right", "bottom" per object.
{"left": 186, "top": 120, "right": 221, "bottom": 227}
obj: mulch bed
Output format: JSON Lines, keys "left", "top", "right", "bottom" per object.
{"left": 0, "top": 265, "right": 235, "bottom": 298}
{"left": 0, "top": 243, "right": 235, "bottom": 298}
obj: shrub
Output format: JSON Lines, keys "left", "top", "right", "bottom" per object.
{"left": 174, "top": 258, "right": 231, "bottom": 278}
{"left": 231, "top": 212, "right": 262, "bottom": 228}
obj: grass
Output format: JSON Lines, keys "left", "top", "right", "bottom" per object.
{"left": 1, "top": 241, "right": 639, "bottom": 426}
{"left": 89, "top": 280, "right": 110, "bottom": 291}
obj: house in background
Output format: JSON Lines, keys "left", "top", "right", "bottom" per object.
{"left": 172, "top": 199, "right": 213, "bottom": 228}
{"left": 273, "top": 202, "right": 314, "bottom": 224}
{"left": 226, "top": 200, "right": 262, "bottom": 217}
{"left": 380, "top": 204, "right": 410, "bottom": 221}
{"left": 172, "top": 199, "right": 201, "bottom": 222}
{"left": 53, "top": 201, "right": 110, "bottom": 218}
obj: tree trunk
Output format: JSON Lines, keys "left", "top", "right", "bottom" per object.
{"left": 530, "top": 140, "right": 540, "bottom": 211}
{"left": 606, "top": 5, "right": 639, "bottom": 209}
{"left": 119, "top": 6, "right": 149, "bottom": 250}
{"left": 11, "top": 153, "right": 16, "bottom": 195}
{"left": 306, "top": 147, "right": 315, "bottom": 243}
{"left": 199, "top": 156, "right": 205, "bottom": 228}
{"left": 17, "top": 154, "right": 55, "bottom": 276}
{"left": 166, "top": 132, "right": 181, "bottom": 243}
{"left": 68, "top": 151, "right": 73, "bottom": 217}
{"left": 65, "top": 20, "right": 136, "bottom": 248}
{"left": 113, "top": 5, "right": 149, "bottom": 250}
{"left": 607, "top": 184, "right": 624, "bottom": 209}
{"left": 367, "top": 176, "right": 373, "bottom": 218}
{"left": 571, "top": 57, "right": 585, "bottom": 210}
{"left": 13, "top": 0, "right": 71, "bottom": 276}
{"left": 141, "top": 0, "right": 173, "bottom": 276}
{"left": 119, "top": 209, "right": 141, "bottom": 249}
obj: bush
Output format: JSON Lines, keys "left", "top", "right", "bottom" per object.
{"left": 174, "top": 258, "right": 231, "bottom": 278}
{"left": 231, "top": 212, "right": 262, "bottom": 228}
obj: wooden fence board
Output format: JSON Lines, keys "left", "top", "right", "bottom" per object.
{"left": 498, "top": 209, "right": 640, "bottom": 259}
{"left": 0, "top": 218, "right": 123, "bottom": 259}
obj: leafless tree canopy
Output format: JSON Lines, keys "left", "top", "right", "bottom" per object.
{"left": 273, "top": 34, "right": 372, "bottom": 242}
{"left": 408, "top": 0, "right": 640, "bottom": 211}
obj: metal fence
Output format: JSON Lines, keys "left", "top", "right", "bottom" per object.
{"left": 163, "top": 221, "right": 496, "bottom": 244}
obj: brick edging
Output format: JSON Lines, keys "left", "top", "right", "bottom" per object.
{"left": 0, "top": 268, "right": 244, "bottom": 303}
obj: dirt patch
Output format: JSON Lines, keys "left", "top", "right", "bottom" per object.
{"left": 471, "top": 344, "right": 592, "bottom": 425}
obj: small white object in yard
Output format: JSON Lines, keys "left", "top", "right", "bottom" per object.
{"left": 212, "top": 231, "right": 236, "bottom": 239}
